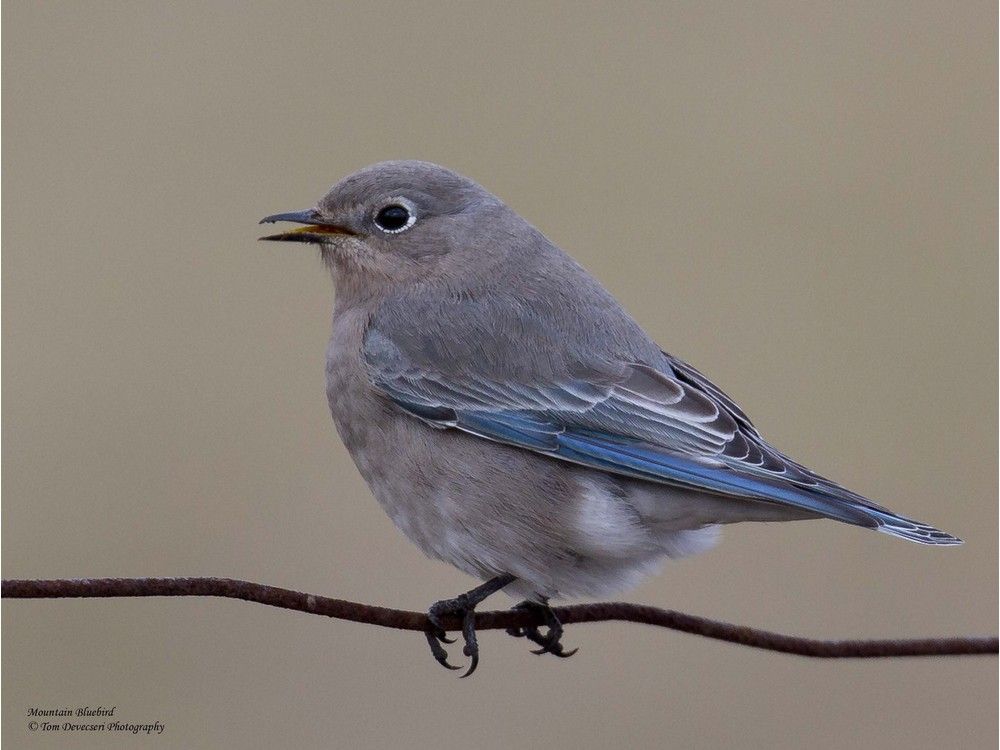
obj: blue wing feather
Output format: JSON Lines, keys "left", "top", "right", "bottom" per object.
{"left": 398, "top": 398, "right": 873, "bottom": 525}
{"left": 376, "top": 340, "right": 961, "bottom": 548}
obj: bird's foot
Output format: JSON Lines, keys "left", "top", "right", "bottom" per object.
{"left": 423, "top": 574, "right": 514, "bottom": 677}
{"left": 505, "top": 600, "right": 578, "bottom": 658}
{"left": 425, "top": 595, "right": 480, "bottom": 676}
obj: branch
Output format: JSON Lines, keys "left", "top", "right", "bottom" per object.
{"left": 3, "top": 577, "right": 996, "bottom": 658}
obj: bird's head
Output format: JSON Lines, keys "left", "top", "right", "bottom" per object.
{"left": 260, "top": 161, "right": 513, "bottom": 288}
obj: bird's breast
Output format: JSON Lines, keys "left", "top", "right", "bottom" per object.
{"left": 325, "top": 306, "right": 380, "bottom": 452}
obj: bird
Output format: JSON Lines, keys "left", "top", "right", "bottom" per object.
{"left": 260, "top": 160, "right": 960, "bottom": 676}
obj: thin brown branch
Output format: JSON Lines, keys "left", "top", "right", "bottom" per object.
{"left": 3, "top": 577, "right": 996, "bottom": 658}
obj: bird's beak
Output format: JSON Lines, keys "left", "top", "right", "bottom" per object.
{"left": 258, "top": 209, "right": 355, "bottom": 243}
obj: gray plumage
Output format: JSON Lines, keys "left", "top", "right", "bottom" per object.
{"left": 260, "top": 161, "right": 959, "bottom": 666}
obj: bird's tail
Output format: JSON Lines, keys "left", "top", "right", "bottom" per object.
{"left": 862, "top": 507, "right": 963, "bottom": 546}
{"left": 794, "top": 490, "right": 963, "bottom": 546}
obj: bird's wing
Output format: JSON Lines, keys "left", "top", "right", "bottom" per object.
{"left": 362, "top": 329, "right": 960, "bottom": 545}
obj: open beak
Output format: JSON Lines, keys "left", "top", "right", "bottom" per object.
{"left": 258, "top": 209, "right": 355, "bottom": 243}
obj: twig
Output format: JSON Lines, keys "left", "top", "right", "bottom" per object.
{"left": 3, "top": 577, "right": 996, "bottom": 658}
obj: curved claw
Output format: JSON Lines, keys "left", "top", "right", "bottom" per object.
{"left": 530, "top": 622, "right": 562, "bottom": 653}
{"left": 532, "top": 626, "right": 576, "bottom": 657}
{"left": 531, "top": 642, "right": 579, "bottom": 658}
{"left": 459, "top": 652, "right": 479, "bottom": 678}
{"left": 424, "top": 629, "right": 461, "bottom": 671}
{"left": 458, "top": 608, "right": 481, "bottom": 678}
{"left": 506, "top": 599, "right": 577, "bottom": 659}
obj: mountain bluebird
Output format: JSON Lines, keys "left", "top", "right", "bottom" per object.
{"left": 260, "top": 160, "right": 960, "bottom": 676}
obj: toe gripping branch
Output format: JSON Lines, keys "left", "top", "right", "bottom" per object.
{"left": 424, "top": 575, "right": 577, "bottom": 677}
{"left": 505, "top": 599, "right": 578, "bottom": 658}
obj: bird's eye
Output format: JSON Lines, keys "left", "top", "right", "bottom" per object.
{"left": 374, "top": 203, "right": 415, "bottom": 233}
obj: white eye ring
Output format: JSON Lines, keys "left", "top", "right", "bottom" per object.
{"left": 373, "top": 197, "right": 417, "bottom": 234}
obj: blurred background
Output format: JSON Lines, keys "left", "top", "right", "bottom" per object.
{"left": 3, "top": 2, "right": 996, "bottom": 748}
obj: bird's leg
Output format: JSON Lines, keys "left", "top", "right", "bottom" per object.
{"left": 424, "top": 573, "right": 516, "bottom": 677}
{"left": 505, "top": 598, "right": 578, "bottom": 658}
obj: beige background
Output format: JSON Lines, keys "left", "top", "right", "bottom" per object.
{"left": 3, "top": 2, "right": 996, "bottom": 748}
